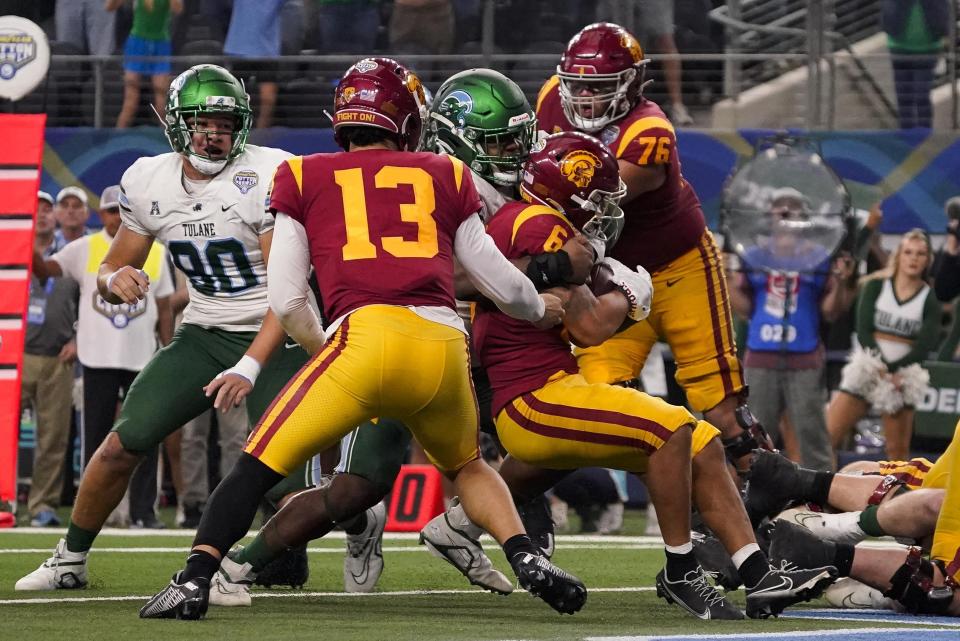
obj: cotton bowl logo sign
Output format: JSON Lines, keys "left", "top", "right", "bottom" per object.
{"left": 0, "top": 16, "right": 49, "bottom": 101}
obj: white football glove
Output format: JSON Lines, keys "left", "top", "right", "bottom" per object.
{"left": 602, "top": 257, "right": 653, "bottom": 321}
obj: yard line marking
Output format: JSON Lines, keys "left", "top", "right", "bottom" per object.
{"left": 585, "top": 628, "right": 959, "bottom": 640}
{"left": 0, "top": 528, "right": 666, "bottom": 544}
{"left": 0, "top": 543, "right": 666, "bottom": 554}
{"left": 0, "top": 585, "right": 654, "bottom": 606}
{"left": 782, "top": 609, "right": 960, "bottom": 628}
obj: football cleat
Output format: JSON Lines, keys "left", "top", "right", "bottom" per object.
{"left": 15, "top": 538, "right": 88, "bottom": 591}
{"left": 209, "top": 553, "right": 255, "bottom": 607}
{"left": 419, "top": 498, "right": 514, "bottom": 595}
{"left": 655, "top": 567, "right": 745, "bottom": 619}
{"left": 517, "top": 494, "right": 556, "bottom": 558}
{"left": 744, "top": 564, "right": 838, "bottom": 618}
{"left": 691, "top": 531, "right": 742, "bottom": 591}
{"left": 512, "top": 552, "right": 587, "bottom": 615}
{"left": 254, "top": 544, "right": 309, "bottom": 589}
{"left": 824, "top": 577, "right": 894, "bottom": 610}
{"left": 776, "top": 508, "right": 866, "bottom": 545}
{"left": 344, "top": 501, "right": 387, "bottom": 593}
{"left": 139, "top": 572, "right": 210, "bottom": 620}
{"left": 744, "top": 450, "right": 805, "bottom": 526}
{"left": 766, "top": 519, "right": 839, "bottom": 573}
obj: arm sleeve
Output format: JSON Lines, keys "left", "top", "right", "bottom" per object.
{"left": 454, "top": 213, "right": 545, "bottom": 322}
{"left": 889, "top": 290, "right": 943, "bottom": 370}
{"left": 855, "top": 279, "right": 881, "bottom": 351}
{"left": 934, "top": 251, "right": 960, "bottom": 302}
{"left": 267, "top": 212, "right": 326, "bottom": 351}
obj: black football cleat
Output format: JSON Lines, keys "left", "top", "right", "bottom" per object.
{"left": 513, "top": 552, "right": 587, "bottom": 614}
{"left": 691, "top": 531, "right": 742, "bottom": 591}
{"left": 745, "top": 564, "right": 838, "bottom": 618}
{"left": 744, "top": 450, "right": 804, "bottom": 527}
{"left": 766, "top": 519, "right": 839, "bottom": 572}
{"left": 254, "top": 544, "right": 309, "bottom": 588}
{"left": 655, "top": 567, "right": 745, "bottom": 620}
{"left": 517, "top": 494, "right": 555, "bottom": 558}
{"left": 139, "top": 572, "right": 210, "bottom": 620}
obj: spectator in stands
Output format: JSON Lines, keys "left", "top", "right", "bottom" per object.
{"left": 389, "top": 0, "right": 454, "bottom": 54}
{"left": 828, "top": 229, "right": 942, "bottom": 460}
{"left": 882, "top": 0, "right": 949, "bottom": 129}
{"left": 55, "top": 0, "right": 118, "bottom": 55}
{"left": 597, "top": 0, "right": 694, "bottom": 126}
{"left": 727, "top": 188, "right": 857, "bottom": 471}
{"left": 199, "top": 0, "right": 233, "bottom": 43}
{"left": 224, "top": 0, "right": 286, "bottom": 129}
{"left": 23, "top": 191, "right": 79, "bottom": 527}
{"left": 53, "top": 186, "right": 91, "bottom": 245}
{"left": 113, "top": 0, "right": 183, "bottom": 128}
{"left": 315, "top": 0, "right": 380, "bottom": 54}
{"left": 32, "top": 186, "right": 176, "bottom": 529}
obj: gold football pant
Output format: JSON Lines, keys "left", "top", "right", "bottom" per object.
{"left": 577, "top": 231, "right": 743, "bottom": 412}
{"left": 495, "top": 371, "right": 720, "bottom": 474}
{"left": 245, "top": 305, "right": 481, "bottom": 476}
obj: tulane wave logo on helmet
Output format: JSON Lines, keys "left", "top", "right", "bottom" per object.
{"left": 560, "top": 150, "right": 602, "bottom": 189}
{"left": 440, "top": 90, "right": 473, "bottom": 128}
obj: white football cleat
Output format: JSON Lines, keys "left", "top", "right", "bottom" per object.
{"left": 824, "top": 577, "right": 894, "bottom": 610}
{"left": 344, "top": 501, "right": 386, "bottom": 593}
{"left": 419, "top": 497, "right": 514, "bottom": 595}
{"left": 776, "top": 508, "right": 866, "bottom": 545}
{"left": 15, "top": 538, "right": 88, "bottom": 591}
{"left": 210, "top": 553, "right": 255, "bottom": 607}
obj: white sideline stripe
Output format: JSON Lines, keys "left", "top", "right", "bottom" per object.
{"left": 1, "top": 543, "right": 665, "bottom": 554}
{"left": 0, "top": 528, "right": 666, "bottom": 544}
{"left": 0, "top": 586, "right": 654, "bottom": 606}
{"left": 585, "top": 628, "right": 951, "bottom": 640}
{"left": 782, "top": 612, "right": 960, "bottom": 628}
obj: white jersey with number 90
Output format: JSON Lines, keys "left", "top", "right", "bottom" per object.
{"left": 118, "top": 145, "right": 292, "bottom": 331}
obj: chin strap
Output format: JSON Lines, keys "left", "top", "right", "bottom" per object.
{"left": 722, "top": 389, "right": 775, "bottom": 465}
{"left": 188, "top": 153, "right": 229, "bottom": 176}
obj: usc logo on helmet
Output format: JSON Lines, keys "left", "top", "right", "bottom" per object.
{"left": 620, "top": 33, "right": 644, "bottom": 63}
{"left": 338, "top": 86, "right": 356, "bottom": 106}
{"left": 560, "top": 150, "right": 602, "bottom": 189}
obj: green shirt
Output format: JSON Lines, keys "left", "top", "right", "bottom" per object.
{"left": 887, "top": 2, "right": 943, "bottom": 54}
{"left": 131, "top": 0, "right": 172, "bottom": 42}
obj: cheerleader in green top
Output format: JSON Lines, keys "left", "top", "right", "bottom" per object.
{"left": 828, "top": 229, "right": 942, "bottom": 460}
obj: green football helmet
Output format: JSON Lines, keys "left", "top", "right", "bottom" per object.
{"left": 164, "top": 64, "right": 253, "bottom": 172}
{"left": 427, "top": 69, "right": 537, "bottom": 187}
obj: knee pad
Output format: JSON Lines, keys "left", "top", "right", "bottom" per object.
{"left": 884, "top": 547, "right": 955, "bottom": 615}
{"left": 867, "top": 474, "right": 908, "bottom": 506}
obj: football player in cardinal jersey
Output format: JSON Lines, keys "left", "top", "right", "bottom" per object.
{"left": 422, "top": 132, "right": 837, "bottom": 620}
{"left": 537, "top": 23, "right": 772, "bottom": 474}
{"left": 141, "top": 57, "right": 586, "bottom": 620}
{"left": 16, "top": 64, "right": 311, "bottom": 593}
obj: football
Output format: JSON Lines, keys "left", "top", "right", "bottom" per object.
{"left": 588, "top": 261, "right": 618, "bottom": 296}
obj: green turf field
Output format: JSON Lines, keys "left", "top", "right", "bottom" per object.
{"left": 0, "top": 514, "right": 951, "bottom": 641}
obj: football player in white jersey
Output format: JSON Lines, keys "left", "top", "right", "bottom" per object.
{"left": 16, "top": 64, "right": 311, "bottom": 592}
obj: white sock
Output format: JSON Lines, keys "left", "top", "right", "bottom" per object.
{"left": 665, "top": 542, "right": 693, "bottom": 555}
{"left": 731, "top": 543, "right": 761, "bottom": 569}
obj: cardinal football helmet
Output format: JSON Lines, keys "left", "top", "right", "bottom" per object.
{"left": 557, "top": 22, "right": 650, "bottom": 132}
{"left": 520, "top": 131, "right": 626, "bottom": 250}
{"left": 333, "top": 57, "right": 428, "bottom": 152}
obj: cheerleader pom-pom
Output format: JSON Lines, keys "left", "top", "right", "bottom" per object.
{"left": 897, "top": 363, "right": 930, "bottom": 408}
{"left": 840, "top": 348, "right": 887, "bottom": 398}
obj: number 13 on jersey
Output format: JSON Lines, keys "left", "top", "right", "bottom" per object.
{"left": 335, "top": 166, "right": 439, "bottom": 261}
